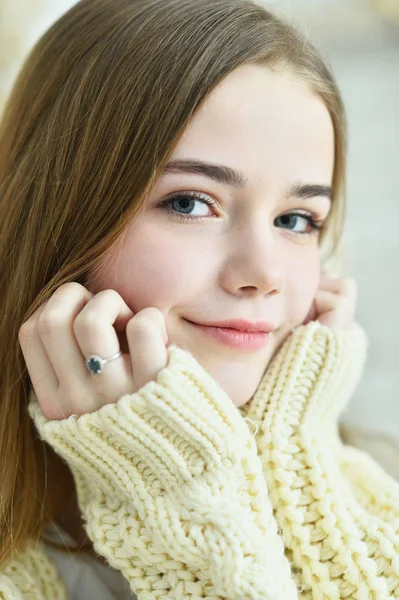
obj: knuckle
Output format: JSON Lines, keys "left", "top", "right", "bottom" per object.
{"left": 18, "top": 318, "right": 35, "bottom": 342}
{"left": 53, "top": 282, "right": 93, "bottom": 305}
{"left": 37, "top": 308, "right": 65, "bottom": 334}
{"left": 56, "top": 281, "right": 87, "bottom": 295}
{"left": 93, "top": 288, "right": 121, "bottom": 302}
{"left": 73, "top": 311, "right": 99, "bottom": 333}
{"left": 19, "top": 302, "right": 47, "bottom": 342}
{"left": 73, "top": 289, "right": 122, "bottom": 333}
{"left": 127, "top": 309, "right": 161, "bottom": 334}
{"left": 138, "top": 307, "right": 163, "bottom": 321}
{"left": 38, "top": 283, "right": 92, "bottom": 335}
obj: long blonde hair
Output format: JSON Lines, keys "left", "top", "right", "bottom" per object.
{"left": 0, "top": 0, "right": 348, "bottom": 564}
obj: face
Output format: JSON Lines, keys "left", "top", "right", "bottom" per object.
{"left": 88, "top": 65, "right": 334, "bottom": 407}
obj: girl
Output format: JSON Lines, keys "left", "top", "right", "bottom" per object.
{"left": 1, "top": 0, "right": 398, "bottom": 598}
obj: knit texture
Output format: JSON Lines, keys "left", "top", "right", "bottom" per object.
{"left": 0, "top": 541, "right": 68, "bottom": 599}
{"left": 1, "top": 321, "right": 399, "bottom": 599}
{"left": 240, "top": 321, "right": 399, "bottom": 599}
{"left": 27, "top": 343, "right": 298, "bottom": 600}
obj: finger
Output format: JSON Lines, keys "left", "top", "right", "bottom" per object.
{"left": 38, "top": 283, "right": 95, "bottom": 387}
{"left": 73, "top": 288, "right": 136, "bottom": 398}
{"left": 314, "top": 289, "right": 355, "bottom": 328}
{"left": 19, "top": 303, "right": 59, "bottom": 401}
{"left": 313, "top": 289, "right": 340, "bottom": 316}
{"left": 126, "top": 307, "right": 168, "bottom": 391}
{"left": 320, "top": 274, "right": 357, "bottom": 299}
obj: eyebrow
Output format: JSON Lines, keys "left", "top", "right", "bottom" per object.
{"left": 163, "top": 159, "right": 333, "bottom": 202}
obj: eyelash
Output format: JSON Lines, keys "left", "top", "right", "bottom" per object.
{"left": 157, "top": 191, "right": 325, "bottom": 236}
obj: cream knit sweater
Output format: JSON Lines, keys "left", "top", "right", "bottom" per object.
{"left": 1, "top": 321, "right": 399, "bottom": 599}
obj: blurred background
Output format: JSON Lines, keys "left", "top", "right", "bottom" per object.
{"left": 1, "top": 0, "right": 398, "bottom": 473}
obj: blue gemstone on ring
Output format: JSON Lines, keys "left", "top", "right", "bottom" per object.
{"left": 87, "top": 357, "right": 102, "bottom": 374}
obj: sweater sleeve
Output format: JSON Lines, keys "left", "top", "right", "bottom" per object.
{"left": 28, "top": 344, "right": 298, "bottom": 600}
{"left": 240, "top": 321, "right": 399, "bottom": 600}
{"left": 0, "top": 541, "right": 69, "bottom": 599}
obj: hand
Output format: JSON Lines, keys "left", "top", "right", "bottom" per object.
{"left": 30, "top": 340, "right": 298, "bottom": 600}
{"left": 303, "top": 272, "right": 357, "bottom": 329}
{"left": 19, "top": 282, "right": 168, "bottom": 420}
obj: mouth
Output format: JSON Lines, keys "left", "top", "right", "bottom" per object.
{"left": 184, "top": 319, "right": 271, "bottom": 351}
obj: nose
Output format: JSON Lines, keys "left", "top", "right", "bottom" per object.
{"left": 219, "top": 225, "right": 284, "bottom": 298}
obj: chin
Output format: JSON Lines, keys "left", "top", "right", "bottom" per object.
{"left": 225, "top": 372, "right": 265, "bottom": 408}
{"left": 232, "top": 396, "right": 253, "bottom": 408}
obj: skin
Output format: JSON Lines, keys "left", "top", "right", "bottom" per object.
{"left": 88, "top": 64, "right": 335, "bottom": 407}
{"left": 19, "top": 64, "right": 357, "bottom": 549}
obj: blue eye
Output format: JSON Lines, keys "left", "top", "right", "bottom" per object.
{"left": 274, "top": 213, "right": 323, "bottom": 236}
{"left": 157, "top": 192, "right": 324, "bottom": 237}
{"left": 157, "top": 192, "right": 217, "bottom": 222}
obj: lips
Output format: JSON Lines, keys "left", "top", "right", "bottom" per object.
{"left": 185, "top": 318, "right": 276, "bottom": 333}
{"left": 184, "top": 319, "right": 273, "bottom": 351}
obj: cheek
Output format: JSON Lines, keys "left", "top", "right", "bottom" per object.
{"left": 285, "top": 250, "right": 320, "bottom": 323}
{"left": 91, "top": 226, "right": 210, "bottom": 313}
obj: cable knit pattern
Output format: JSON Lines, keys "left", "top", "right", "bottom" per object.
{"left": 339, "top": 445, "right": 399, "bottom": 525}
{"left": 2, "top": 321, "right": 399, "bottom": 598}
{"left": 27, "top": 344, "right": 297, "bottom": 600}
{"left": 240, "top": 321, "right": 399, "bottom": 599}
{"left": 0, "top": 541, "right": 68, "bottom": 599}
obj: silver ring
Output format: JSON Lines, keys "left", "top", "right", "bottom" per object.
{"left": 86, "top": 351, "right": 122, "bottom": 375}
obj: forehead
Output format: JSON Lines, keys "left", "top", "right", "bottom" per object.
{"left": 172, "top": 64, "right": 335, "bottom": 187}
